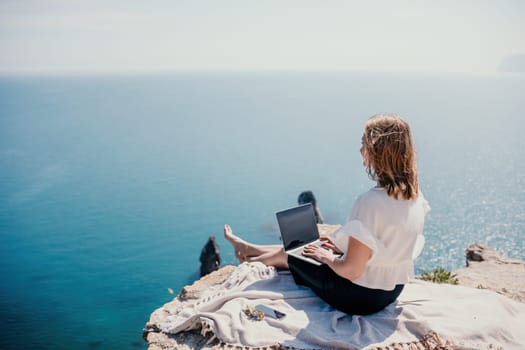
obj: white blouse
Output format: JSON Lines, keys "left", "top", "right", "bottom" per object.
{"left": 332, "top": 187, "right": 430, "bottom": 291}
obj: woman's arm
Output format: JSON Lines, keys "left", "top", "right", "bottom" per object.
{"left": 302, "top": 237, "right": 372, "bottom": 281}
{"left": 327, "top": 238, "right": 371, "bottom": 281}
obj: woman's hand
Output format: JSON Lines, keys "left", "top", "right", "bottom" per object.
{"left": 302, "top": 244, "right": 338, "bottom": 264}
{"left": 320, "top": 236, "right": 343, "bottom": 255}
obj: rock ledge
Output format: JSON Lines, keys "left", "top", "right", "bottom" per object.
{"left": 454, "top": 243, "right": 525, "bottom": 303}
{"left": 144, "top": 241, "right": 525, "bottom": 349}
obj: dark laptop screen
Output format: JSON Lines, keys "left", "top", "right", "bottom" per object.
{"left": 276, "top": 203, "right": 319, "bottom": 251}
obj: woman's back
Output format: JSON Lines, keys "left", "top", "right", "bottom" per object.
{"left": 333, "top": 187, "right": 430, "bottom": 290}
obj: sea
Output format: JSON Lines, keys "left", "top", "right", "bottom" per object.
{"left": 0, "top": 71, "right": 524, "bottom": 349}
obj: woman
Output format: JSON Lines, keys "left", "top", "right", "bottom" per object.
{"left": 224, "top": 114, "right": 430, "bottom": 315}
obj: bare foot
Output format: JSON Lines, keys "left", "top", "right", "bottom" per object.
{"left": 224, "top": 224, "right": 248, "bottom": 262}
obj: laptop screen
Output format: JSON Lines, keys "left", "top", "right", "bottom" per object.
{"left": 276, "top": 203, "right": 320, "bottom": 251}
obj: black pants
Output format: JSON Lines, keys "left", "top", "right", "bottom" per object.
{"left": 288, "top": 255, "right": 404, "bottom": 315}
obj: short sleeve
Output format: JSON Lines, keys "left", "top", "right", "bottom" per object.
{"left": 421, "top": 191, "right": 431, "bottom": 215}
{"left": 333, "top": 219, "right": 378, "bottom": 256}
{"left": 412, "top": 234, "right": 425, "bottom": 259}
{"left": 413, "top": 191, "right": 430, "bottom": 259}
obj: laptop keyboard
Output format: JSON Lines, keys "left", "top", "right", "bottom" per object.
{"left": 287, "top": 240, "right": 323, "bottom": 254}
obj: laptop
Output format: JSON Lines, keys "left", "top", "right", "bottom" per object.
{"left": 276, "top": 203, "right": 324, "bottom": 266}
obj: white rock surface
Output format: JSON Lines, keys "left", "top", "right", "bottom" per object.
{"left": 454, "top": 243, "right": 525, "bottom": 303}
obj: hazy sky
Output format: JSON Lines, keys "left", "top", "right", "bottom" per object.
{"left": 0, "top": 0, "right": 523, "bottom": 73}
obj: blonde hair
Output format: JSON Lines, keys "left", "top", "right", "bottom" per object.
{"left": 363, "top": 114, "right": 419, "bottom": 200}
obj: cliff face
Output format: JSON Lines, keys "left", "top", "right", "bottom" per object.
{"left": 143, "top": 266, "right": 236, "bottom": 350}
{"left": 143, "top": 239, "right": 525, "bottom": 350}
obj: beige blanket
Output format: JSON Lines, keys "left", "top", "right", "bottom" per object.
{"left": 161, "top": 262, "right": 525, "bottom": 349}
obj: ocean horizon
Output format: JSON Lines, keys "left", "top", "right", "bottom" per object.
{"left": 1, "top": 71, "right": 524, "bottom": 349}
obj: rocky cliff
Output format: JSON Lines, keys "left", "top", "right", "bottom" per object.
{"left": 144, "top": 266, "right": 236, "bottom": 350}
{"left": 143, "top": 232, "right": 525, "bottom": 349}
{"left": 454, "top": 243, "right": 525, "bottom": 303}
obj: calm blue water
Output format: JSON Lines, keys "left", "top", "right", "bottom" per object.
{"left": 1, "top": 72, "right": 524, "bottom": 349}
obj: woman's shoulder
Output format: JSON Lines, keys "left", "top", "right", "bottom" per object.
{"left": 350, "top": 188, "right": 388, "bottom": 216}
{"left": 356, "top": 187, "right": 389, "bottom": 204}
{"left": 355, "top": 187, "right": 428, "bottom": 213}
{"left": 359, "top": 187, "right": 428, "bottom": 203}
